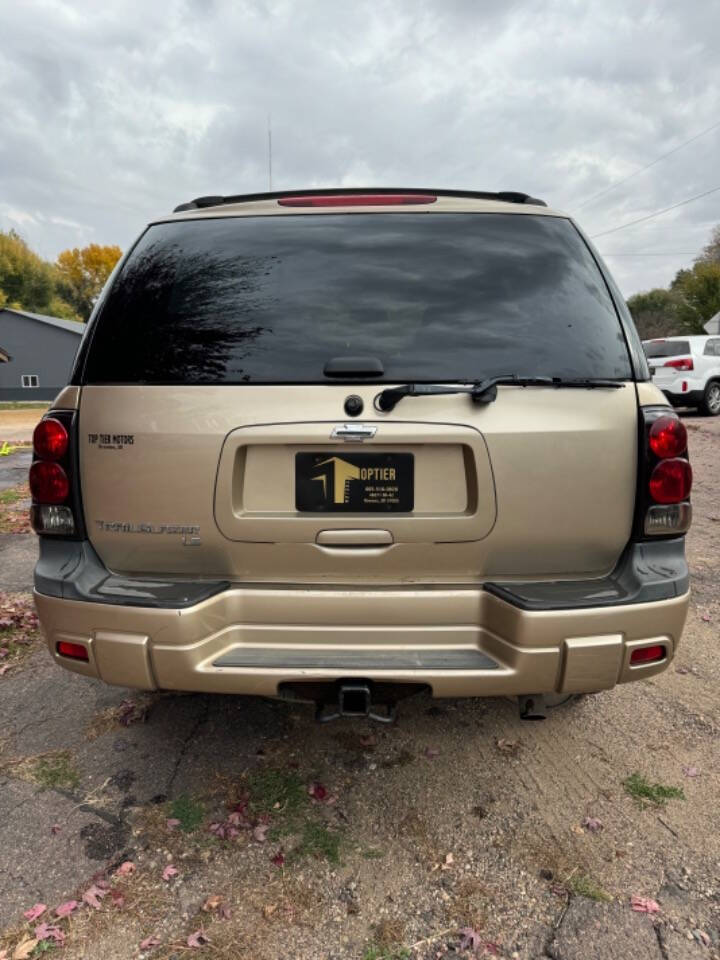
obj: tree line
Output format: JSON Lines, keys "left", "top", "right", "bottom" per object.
{"left": 627, "top": 226, "right": 720, "bottom": 339}
{"left": 0, "top": 230, "right": 122, "bottom": 323}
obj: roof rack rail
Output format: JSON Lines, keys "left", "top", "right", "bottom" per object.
{"left": 173, "top": 187, "right": 547, "bottom": 213}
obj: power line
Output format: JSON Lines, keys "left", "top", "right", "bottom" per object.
{"left": 589, "top": 184, "right": 720, "bottom": 239}
{"left": 574, "top": 118, "right": 720, "bottom": 213}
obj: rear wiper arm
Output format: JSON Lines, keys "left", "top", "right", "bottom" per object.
{"left": 374, "top": 376, "right": 625, "bottom": 412}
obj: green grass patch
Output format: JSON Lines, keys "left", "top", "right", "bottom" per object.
{"left": 362, "top": 946, "right": 410, "bottom": 960}
{"left": 567, "top": 874, "right": 612, "bottom": 902}
{"left": 33, "top": 751, "right": 80, "bottom": 791}
{"left": 362, "top": 848, "right": 385, "bottom": 860}
{"left": 0, "top": 487, "right": 24, "bottom": 504}
{"left": 247, "top": 768, "right": 307, "bottom": 816}
{"left": 170, "top": 794, "right": 205, "bottom": 832}
{"left": 293, "top": 821, "right": 342, "bottom": 864}
{"left": 623, "top": 772, "right": 685, "bottom": 808}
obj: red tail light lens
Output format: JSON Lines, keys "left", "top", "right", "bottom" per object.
{"left": 648, "top": 415, "right": 687, "bottom": 458}
{"left": 33, "top": 418, "right": 69, "bottom": 460}
{"left": 649, "top": 458, "right": 692, "bottom": 504}
{"left": 277, "top": 194, "right": 437, "bottom": 207}
{"left": 29, "top": 461, "right": 69, "bottom": 504}
{"left": 630, "top": 644, "right": 665, "bottom": 665}
{"left": 663, "top": 358, "right": 694, "bottom": 371}
{"left": 57, "top": 640, "right": 89, "bottom": 662}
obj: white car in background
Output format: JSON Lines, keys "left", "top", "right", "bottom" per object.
{"left": 643, "top": 335, "right": 720, "bottom": 416}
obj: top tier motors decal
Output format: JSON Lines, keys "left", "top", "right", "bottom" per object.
{"left": 88, "top": 433, "right": 134, "bottom": 450}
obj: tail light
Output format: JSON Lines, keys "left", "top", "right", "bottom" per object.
{"left": 630, "top": 644, "right": 665, "bottom": 665}
{"left": 30, "top": 410, "right": 85, "bottom": 538}
{"left": 663, "top": 357, "right": 694, "bottom": 371}
{"left": 56, "top": 640, "right": 89, "bottom": 662}
{"left": 636, "top": 408, "right": 692, "bottom": 538}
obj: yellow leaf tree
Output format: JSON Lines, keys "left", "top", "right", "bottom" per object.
{"left": 55, "top": 243, "right": 122, "bottom": 320}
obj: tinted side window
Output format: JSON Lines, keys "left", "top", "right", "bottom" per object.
{"left": 85, "top": 213, "right": 632, "bottom": 384}
{"left": 644, "top": 340, "right": 691, "bottom": 359}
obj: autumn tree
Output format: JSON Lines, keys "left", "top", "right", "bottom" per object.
{"left": 0, "top": 230, "right": 57, "bottom": 313}
{"left": 55, "top": 243, "right": 122, "bottom": 320}
{"left": 627, "top": 288, "right": 684, "bottom": 339}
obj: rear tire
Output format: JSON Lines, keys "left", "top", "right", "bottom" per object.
{"left": 700, "top": 380, "right": 720, "bottom": 416}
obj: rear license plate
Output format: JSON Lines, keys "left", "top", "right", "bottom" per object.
{"left": 295, "top": 452, "right": 414, "bottom": 512}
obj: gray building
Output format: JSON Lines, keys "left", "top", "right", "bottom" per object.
{"left": 0, "top": 308, "right": 84, "bottom": 402}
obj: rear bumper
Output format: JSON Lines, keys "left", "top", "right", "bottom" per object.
{"left": 33, "top": 540, "right": 690, "bottom": 698}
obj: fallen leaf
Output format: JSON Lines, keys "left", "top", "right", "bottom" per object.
{"left": 83, "top": 884, "right": 108, "bottom": 909}
{"left": 359, "top": 733, "right": 377, "bottom": 748}
{"left": 219, "top": 904, "right": 232, "bottom": 920}
{"left": 308, "top": 781, "right": 328, "bottom": 802}
{"left": 700, "top": 614, "right": 712, "bottom": 622}
{"left": 483, "top": 945, "right": 500, "bottom": 957}
{"left": 34, "top": 924, "right": 65, "bottom": 944}
{"left": 631, "top": 896, "right": 660, "bottom": 914}
{"left": 12, "top": 937, "right": 37, "bottom": 960}
{"left": 424, "top": 746, "right": 440, "bottom": 759}
{"left": 271, "top": 849, "right": 285, "bottom": 868}
{"left": 441, "top": 852, "right": 454, "bottom": 870}
{"left": 110, "top": 889, "right": 126, "bottom": 909}
{"left": 166, "top": 818, "right": 181, "bottom": 829}
{"left": 22, "top": 904, "right": 46, "bottom": 922}
{"left": 187, "top": 930, "right": 210, "bottom": 948}
{"left": 581, "top": 816, "right": 604, "bottom": 833}
{"left": 54, "top": 900, "right": 78, "bottom": 918}
{"left": 0, "top": 664, "right": 11, "bottom": 676}
{"left": 262, "top": 903, "right": 278, "bottom": 919}
{"left": 253, "top": 823, "right": 270, "bottom": 843}
{"left": 496, "top": 738, "right": 520, "bottom": 755}
{"left": 115, "top": 861, "right": 135, "bottom": 877}
{"left": 459, "top": 926, "right": 482, "bottom": 951}
{"left": 202, "top": 895, "right": 224, "bottom": 912}
{"left": 162, "top": 865, "right": 179, "bottom": 881}
{"left": 50, "top": 824, "right": 61, "bottom": 836}
{"left": 682, "top": 766, "right": 700, "bottom": 777}
{"left": 139, "top": 934, "right": 161, "bottom": 949}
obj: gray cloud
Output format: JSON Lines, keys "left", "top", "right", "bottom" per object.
{"left": 1, "top": 0, "right": 719, "bottom": 295}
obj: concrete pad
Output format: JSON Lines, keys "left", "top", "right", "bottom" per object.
{"left": 0, "top": 450, "right": 32, "bottom": 491}
{"left": 0, "top": 534, "right": 37, "bottom": 592}
{"left": 547, "top": 899, "right": 661, "bottom": 960}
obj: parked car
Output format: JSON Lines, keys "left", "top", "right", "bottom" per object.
{"left": 30, "top": 188, "right": 691, "bottom": 722}
{"left": 643, "top": 335, "right": 720, "bottom": 416}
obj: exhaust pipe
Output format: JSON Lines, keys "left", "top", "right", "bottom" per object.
{"left": 518, "top": 694, "right": 547, "bottom": 720}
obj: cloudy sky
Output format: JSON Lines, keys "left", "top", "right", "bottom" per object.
{"left": 1, "top": 0, "right": 719, "bottom": 296}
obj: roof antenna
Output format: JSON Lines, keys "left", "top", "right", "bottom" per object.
{"left": 267, "top": 114, "right": 273, "bottom": 191}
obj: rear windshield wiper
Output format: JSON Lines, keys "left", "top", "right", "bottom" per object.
{"left": 374, "top": 376, "right": 625, "bottom": 412}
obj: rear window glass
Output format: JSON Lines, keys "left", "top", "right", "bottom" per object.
{"left": 84, "top": 213, "right": 632, "bottom": 384}
{"left": 643, "top": 340, "right": 690, "bottom": 359}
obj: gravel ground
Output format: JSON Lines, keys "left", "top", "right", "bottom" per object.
{"left": 0, "top": 411, "right": 718, "bottom": 960}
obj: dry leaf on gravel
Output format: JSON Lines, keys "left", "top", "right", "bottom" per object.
{"left": 630, "top": 896, "right": 660, "bottom": 913}
{"left": 166, "top": 818, "right": 181, "bottom": 829}
{"left": 424, "top": 746, "right": 440, "bottom": 759}
{"left": 34, "top": 923, "right": 65, "bottom": 944}
{"left": 581, "top": 816, "right": 604, "bottom": 832}
{"left": 459, "top": 927, "right": 483, "bottom": 951}
{"left": 12, "top": 938, "right": 37, "bottom": 960}
{"left": 682, "top": 766, "right": 700, "bottom": 777}
{"left": 496, "top": 738, "right": 520, "bottom": 755}
{"left": 271, "top": 849, "right": 285, "bottom": 867}
{"left": 262, "top": 903, "right": 278, "bottom": 919}
{"left": 253, "top": 823, "right": 270, "bottom": 842}
{"left": 162, "top": 865, "right": 179, "bottom": 881}
{"left": 54, "top": 900, "right": 78, "bottom": 918}
{"left": 202, "top": 895, "right": 224, "bottom": 912}
{"left": 110, "top": 889, "right": 125, "bottom": 909}
{"left": 22, "top": 904, "right": 46, "bottom": 922}
{"left": 50, "top": 824, "right": 61, "bottom": 835}
{"left": 139, "top": 935, "right": 161, "bottom": 949}
{"left": 115, "top": 861, "right": 135, "bottom": 877}
{"left": 83, "top": 884, "right": 108, "bottom": 909}
{"left": 308, "top": 781, "right": 328, "bottom": 801}
{"left": 0, "top": 664, "right": 12, "bottom": 676}
{"left": 187, "top": 930, "right": 211, "bottom": 948}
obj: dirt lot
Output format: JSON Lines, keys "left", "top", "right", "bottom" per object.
{"left": 0, "top": 406, "right": 48, "bottom": 444}
{"left": 0, "top": 412, "right": 718, "bottom": 960}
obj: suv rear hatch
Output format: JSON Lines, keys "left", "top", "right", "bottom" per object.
{"left": 644, "top": 339, "right": 692, "bottom": 387}
{"left": 76, "top": 207, "right": 638, "bottom": 585}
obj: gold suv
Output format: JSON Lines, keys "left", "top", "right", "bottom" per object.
{"left": 30, "top": 188, "right": 691, "bottom": 721}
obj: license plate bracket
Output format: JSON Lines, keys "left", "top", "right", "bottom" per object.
{"left": 295, "top": 452, "right": 414, "bottom": 512}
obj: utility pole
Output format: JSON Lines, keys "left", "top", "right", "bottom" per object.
{"left": 268, "top": 115, "right": 273, "bottom": 191}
